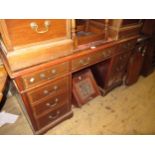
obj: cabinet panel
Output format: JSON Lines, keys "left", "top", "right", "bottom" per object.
{"left": 4, "top": 19, "right": 70, "bottom": 47}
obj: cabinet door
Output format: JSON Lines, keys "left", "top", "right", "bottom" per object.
{"left": 105, "top": 52, "right": 131, "bottom": 89}
{"left": 125, "top": 39, "right": 151, "bottom": 85}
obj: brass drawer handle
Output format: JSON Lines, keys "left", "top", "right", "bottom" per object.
{"left": 40, "top": 73, "right": 46, "bottom": 79}
{"left": 102, "top": 52, "right": 107, "bottom": 57}
{"left": 48, "top": 111, "right": 60, "bottom": 120}
{"left": 51, "top": 69, "right": 57, "bottom": 74}
{"left": 79, "top": 57, "right": 91, "bottom": 66}
{"left": 29, "top": 77, "right": 35, "bottom": 83}
{"left": 53, "top": 85, "right": 58, "bottom": 91}
{"left": 78, "top": 76, "right": 82, "bottom": 81}
{"left": 30, "top": 20, "right": 51, "bottom": 34}
{"left": 43, "top": 85, "right": 58, "bottom": 95}
{"left": 43, "top": 89, "right": 49, "bottom": 95}
{"left": 46, "top": 98, "right": 59, "bottom": 107}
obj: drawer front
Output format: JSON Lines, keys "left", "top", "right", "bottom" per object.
{"left": 21, "top": 62, "right": 69, "bottom": 89}
{"left": 118, "top": 40, "right": 136, "bottom": 53}
{"left": 97, "top": 46, "right": 117, "bottom": 60}
{"left": 26, "top": 76, "right": 69, "bottom": 103}
{"left": 32, "top": 92, "right": 69, "bottom": 116}
{"left": 72, "top": 55, "right": 94, "bottom": 71}
{"left": 5, "top": 19, "right": 70, "bottom": 47}
{"left": 119, "top": 27, "right": 141, "bottom": 40}
{"left": 37, "top": 104, "right": 70, "bottom": 129}
{"left": 72, "top": 47, "right": 115, "bottom": 71}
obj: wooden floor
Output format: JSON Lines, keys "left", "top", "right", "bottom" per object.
{"left": 0, "top": 71, "right": 155, "bottom": 135}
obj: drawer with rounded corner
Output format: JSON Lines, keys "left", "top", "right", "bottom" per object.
{"left": 26, "top": 76, "right": 69, "bottom": 103}
{"left": 19, "top": 62, "right": 69, "bottom": 90}
{"left": 36, "top": 103, "right": 70, "bottom": 129}
{"left": 31, "top": 92, "right": 69, "bottom": 116}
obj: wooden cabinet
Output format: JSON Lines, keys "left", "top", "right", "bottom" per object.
{"left": 0, "top": 19, "right": 142, "bottom": 134}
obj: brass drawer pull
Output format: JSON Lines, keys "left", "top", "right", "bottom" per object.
{"left": 43, "top": 85, "right": 58, "bottom": 95}
{"left": 43, "top": 89, "right": 49, "bottom": 95}
{"left": 102, "top": 52, "right": 107, "bottom": 57}
{"left": 46, "top": 98, "right": 59, "bottom": 107}
{"left": 53, "top": 85, "right": 58, "bottom": 91}
{"left": 78, "top": 76, "right": 82, "bottom": 81}
{"left": 40, "top": 73, "right": 46, "bottom": 79}
{"left": 48, "top": 111, "right": 60, "bottom": 120}
{"left": 29, "top": 77, "right": 35, "bottom": 83}
{"left": 79, "top": 57, "right": 91, "bottom": 66}
{"left": 30, "top": 20, "right": 51, "bottom": 34}
{"left": 51, "top": 69, "right": 57, "bottom": 74}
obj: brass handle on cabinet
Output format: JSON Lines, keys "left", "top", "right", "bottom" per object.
{"left": 30, "top": 20, "right": 51, "bottom": 34}
{"left": 53, "top": 85, "right": 58, "bottom": 91}
{"left": 46, "top": 98, "right": 59, "bottom": 107}
{"left": 29, "top": 77, "right": 35, "bottom": 83}
{"left": 102, "top": 52, "right": 107, "bottom": 57}
{"left": 79, "top": 57, "right": 91, "bottom": 66}
{"left": 51, "top": 69, "right": 57, "bottom": 74}
{"left": 43, "top": 89, "right": 49, "bottom": 95}
{"left": 40, "top": 73, "right": 46, "bottom": 79}
{"left": 48, "top": 111, "right": 60, "bottom": 120}
{"left": 43, "top": 86, "right": 58, "bottom": 96}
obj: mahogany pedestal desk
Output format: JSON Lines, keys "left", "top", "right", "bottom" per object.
{"left": 0, "top": 19, "right": 139, "bottom": 134}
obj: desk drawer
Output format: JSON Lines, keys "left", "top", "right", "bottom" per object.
{"left": 71, "top": 50, "right": 109, "bottom": 71}
{"left": 37, "top": 104, "right": 70, "bottom": 129}
{"left": 4, "top": 19, "right": 70, "bottom": 47}
{"left": 97, "top": 46, "right": 117, "bottom": 60}
{"left": 71, "top": 46, "right": 116, "bottom": 72}
{"left": 20, "top": 62, "right": 69, "bottom": 89}
{"left": 118, "top": 40, "right": 136, "bottom": 53}
{"left": 72, "top": 54, "right": 94, "bottom": 71}
{"left": 26, "top": 76, "right": 69, "bottom": 103}
{"left": 32, "top": 92, "right": 69, "bottom": 116}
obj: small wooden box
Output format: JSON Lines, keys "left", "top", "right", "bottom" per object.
{"left": 72, "top": 69, "right": 101, "bottom": 107}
